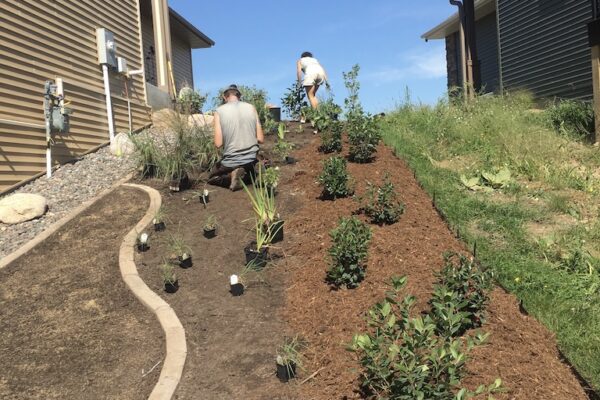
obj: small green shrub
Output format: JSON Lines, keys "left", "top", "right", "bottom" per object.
{"left": 350, "top": 276, "right": 502, "bottom": 399}
{"left": 319, "top": 121, "right": 343, "bottom": 153}
{"left": 434, "top": 253, "right": 493, "bottom": 330}
{"left": 177, "top": 86, "right": 207, "bottom": 114}
{"left": 281, "top": 81, "right": 308, "bottom": 120}
{"left": 327, "top": 216, "right": 372, "bottom": 288}
{"left": 546, "top": 99, "right": 594, "bottom": 140}
{"left": 347, "top": 113, "right": 381, "bottom": 163}
{"left": 318, "top": 156, "right": 354, "bottom": 199}
{"left": 358, "top": 174, "right": 405, "bottom": 225}
{"left": 273, "top": 123, "right": 294, "bottom": 161}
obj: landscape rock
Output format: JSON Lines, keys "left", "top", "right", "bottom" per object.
{"left": 0, "top": 193, "right": 48, "bottom": 224}
{"left": 110, "top": 132, "right": 135, "bottom": 157}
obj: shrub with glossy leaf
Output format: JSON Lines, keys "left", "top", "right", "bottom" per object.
{"left": 347, "top": 113, "right": 381, "bottom": 163}
{"left": 327, "top": 216, "right": 372, "bottom": 288}
{"left": 319, "top": 121, "right": 343, "bottom": 154}
{"left": 350, "top": 276, "right": 502, "bottom": 399}
{"left": 359, "top": 174, "right": 405, "bottom": 225}
{"left": 318, "top": 156, "right": 354, "bottom": 199}
{"left": 281, "top": 81, "right": 308, "bottom": 120}
{"left": 434, "top": 253, "right": 493, "bottom": 331}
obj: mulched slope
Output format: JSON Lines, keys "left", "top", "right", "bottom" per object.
{"left": 0, "top": 187, "right": 163, "bottom": 400}
{"left": 283, "top": 138, "right": 588, "bottom": 399}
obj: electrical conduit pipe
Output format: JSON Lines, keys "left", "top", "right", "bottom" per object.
{"left": 102, "top": 64, "right": 116, "bottom": 144}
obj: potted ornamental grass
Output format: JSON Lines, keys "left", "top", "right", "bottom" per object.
{"left": 193, "top": 188, "right": 210, "bottom": 205}
{"left": 153, "top": 207, "right": 167, "bottom": 232}
{"left": 242, "top": 168, "right": 285, "bottom": 245}
{"left": 161, "top": 262, "right": 178, "bottom": 293}
{"left": 203, "top": 214, "right": 217, "bottom": 239}
{"left": 244, "top": 219, "right": 273, "bottom": 269}
{"left": 167, "top": 233, "right": 193, "bottom": 269}
{"left": 276, "top": 336, "right": 304, "bottom": 383}
{"left": 137, "top": 232, "right": 149, "bottom": 252}
{"left": 229, "top": 274, "right": 244, "bottom": 296}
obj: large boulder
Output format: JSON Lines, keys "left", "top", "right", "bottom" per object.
{"left": 110, "top": 132, "right": 135, "bottom": 157}
{"left": 0, "top": 193, "right": 48, "bottom": 225}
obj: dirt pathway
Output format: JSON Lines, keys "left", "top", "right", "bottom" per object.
{"left": 0, "top": 187, "right": 163, "bottom": 400}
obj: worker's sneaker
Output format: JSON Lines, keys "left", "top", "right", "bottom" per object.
{"left": 229, "top": 168, "right": 246, "bottom": 191}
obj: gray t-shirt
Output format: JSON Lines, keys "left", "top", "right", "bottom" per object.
{"left": 216, "top": 100, "right": 259, "bottom": 167}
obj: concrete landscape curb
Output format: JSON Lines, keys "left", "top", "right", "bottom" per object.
{"left": 0, "top": 174, "right": 134, "bottom": 270}
{"left": 120, "top": 183, "right": 187, "bottom": 400}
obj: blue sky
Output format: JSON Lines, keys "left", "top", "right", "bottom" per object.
{"left": 169, "top": 1, "right": 457, "bottom": 113}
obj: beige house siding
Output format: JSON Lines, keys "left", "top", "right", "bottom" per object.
{"left": 172, "top": 36, "right": 193, "bottom": 90}
{"left": 140, "top": 9, "right": 194, "bottom": 91}
{"left": 0, "top": 0, "right": 152, "bottom": 193}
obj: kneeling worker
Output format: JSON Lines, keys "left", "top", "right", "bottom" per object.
{"left": 208, "top": 84, "right": 264, "bottom": 191}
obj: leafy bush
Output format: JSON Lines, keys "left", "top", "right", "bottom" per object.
{"left": 343, "top": 64, "right": 364, "bottom": 119}
{"left": 347, "top": 113, "right": 381, "bottom": 163}
{"left": 433, "top": 253, "right": 493, "bottom": 331}
{"left": 358, "top": 174, "right": 405, "bottom": 225}
{"left": 273, "top": 124, "right": 294, "bottom": 161}
{"left": 318, "top": 156, "right": 354, "bottom": 199}
{"left": 281, "top": 81, "right": 308, "bottom": 120}
{"left": 177, "top": 86, "right": 207, "bottom": 114}
{"left": 327, "top": 216, "right": 372, "bottom": 288}
{"left": 319, "top": 121, "right": 343, "bottom": 154}
{"left": 350, "top": 277, "right": 502, "bottom": 400}
{"left": 546, "top": 99, "right": 594, "bottom": 140}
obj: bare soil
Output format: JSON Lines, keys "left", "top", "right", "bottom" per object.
{"left": 0, "top": 187, "right": 163, "bottom": 400}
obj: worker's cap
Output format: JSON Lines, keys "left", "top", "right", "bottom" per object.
{"left": 223, "top": 84, "right": 241, "bottom": 97}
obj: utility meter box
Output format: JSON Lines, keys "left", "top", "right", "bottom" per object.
{"left": 117, "top": 57, "right": 128, "bottom": 75}
{"left": 96, "top": 28, "right": 117, "bottom": 68}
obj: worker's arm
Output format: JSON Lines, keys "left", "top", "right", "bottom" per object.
{"left": 213, "top": 112, "right": 223, "bottom": 148}
{"left": 296, "top": 60, "right": 303, "bottom": 83}
{"left": 255, "top": 110, "right": 264, "bottom": 144}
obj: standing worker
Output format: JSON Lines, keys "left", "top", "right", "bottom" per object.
{"left": 297, "top": 51, "right": 329, "bottom": 109}
{"left": 208, "top": 84, "right": 264, "bottom": 191}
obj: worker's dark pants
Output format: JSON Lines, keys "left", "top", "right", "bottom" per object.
{"left": 207, "top": 160, "right": 257, "bottom": 188}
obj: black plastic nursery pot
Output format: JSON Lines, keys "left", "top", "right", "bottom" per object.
{"left": 270, "top": 220, "right": 284, "bottom": 243}
{"left": 230, "top": 282, "right": 244, "bottom": 296}
{"left": 276, "top": 362, "right": 296, "bottom": 383}
{"left": 199, "top": 193, "right": 210, "bottom": 204}
{"left": 203, "top": 226, "right": 217, "bottom": 239}
{"left": 244, "top": 243, "right": 268, "bottom": 269}
{"left": 154, "top": 221, "right": 166, "bottom": 232}
{"left": 179, "top": 256, "right": 193, "bottom": 269}
{"left": 169, "top": 176, "right": 190, "bottom": 192}
{"left": 284, "top": 156, "right": 296, "bottom": 165}
{"left": 164, "top": 280, "right": 179, "bottom": 293}
{"left": 137, "top": 243, "right": 149, "bottom": 252}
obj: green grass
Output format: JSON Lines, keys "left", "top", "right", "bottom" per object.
{"left": 381, "top": 92, "right": 600, "bottom": 390}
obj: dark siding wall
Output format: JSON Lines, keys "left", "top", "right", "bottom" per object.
{"left": 445, "top": 12, "right": 500, "bottom": 94}
{"left": 476, "top": 12, "right": 500, "bottom": 93}
{"left": 498, "top": 0, "right": 592, "bottom": 100}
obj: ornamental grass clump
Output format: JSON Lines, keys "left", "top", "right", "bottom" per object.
{"left": 358, "top": 174, "right": 405, "bottom": 225}
{"left": 318, "top": 156, "right": 354, "bottom": 199}
{"left": 319, "top": 120, "right": 343, "bottom": 154}
{"left": 350, "top": 276, "right": 502, "bottom": 400}
{"left": 327, "top": 216, "right": 372, "bottom": 288}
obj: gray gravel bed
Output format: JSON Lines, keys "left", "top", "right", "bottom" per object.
{"left": 0, "top": 146, "right": 136, "bottom": 259}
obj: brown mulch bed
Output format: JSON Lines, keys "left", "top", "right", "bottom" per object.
{"left": 282, "top": 136, "right": 588, "bottom": 399}
{"left": 0, "top": 187, "right": 163, "bottom": 399}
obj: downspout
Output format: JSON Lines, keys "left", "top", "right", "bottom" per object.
{"left": 495, "top": 0, "right": 503, "bottom": 93}
{"left": 102, "top": 64, "right": 116, "bottom": 143}
{"left": 450, "top": 0, "right": 468, "bottom": 100}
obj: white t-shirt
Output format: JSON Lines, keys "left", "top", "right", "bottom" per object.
{"left": 300, "top": 57, "right": 325, "bottom": 75}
